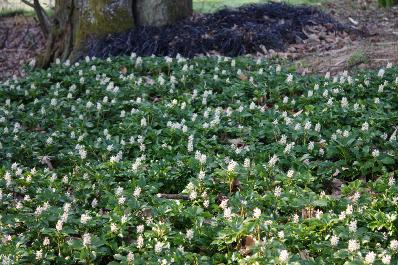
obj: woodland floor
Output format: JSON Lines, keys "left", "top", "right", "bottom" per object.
{"left": 0, "top": 0, "right": 397, "bottom": 80}
{"left": 293, "top": 0, "right": 398, "bottom": 74}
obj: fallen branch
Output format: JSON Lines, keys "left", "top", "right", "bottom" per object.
{"left": 156, "top": 193, "right": 190, "bottom": 200}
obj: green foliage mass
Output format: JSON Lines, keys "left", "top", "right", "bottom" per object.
{"left": 0, "top": 56, "right": 397, "bottom": 264}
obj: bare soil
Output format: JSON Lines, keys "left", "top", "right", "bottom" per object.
{"left": 0, "top": 15, "right": 45, "bottom": 80}
{"left": 293, "top": 0, "right": 398, "bottom": 74}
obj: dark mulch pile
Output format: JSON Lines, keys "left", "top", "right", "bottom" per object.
{"left": 86, "top": 2, "right": 354, "bottom": 59}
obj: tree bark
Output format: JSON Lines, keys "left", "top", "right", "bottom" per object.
{"left": 36, "top": 0, "right": 192, "bottom": 68}
{"left": 136, "top": 0, "right": 193, "bottom": 27}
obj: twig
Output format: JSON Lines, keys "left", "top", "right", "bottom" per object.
{"left": 33, "top": 0, "right": 51, "bottom": 37}
{"left": 156, "top": 193, "right": 190, "bottom": 200}
{"left": 21, "top": 0, "right": 51, "bottom": 37}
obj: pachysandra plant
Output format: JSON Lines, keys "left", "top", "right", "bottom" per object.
{"left": 0, "top": 55, "right": 397, "bottom": 264}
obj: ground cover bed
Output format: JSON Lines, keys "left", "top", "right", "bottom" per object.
{"left": 0, "top": 55, "right": 397, "bottom": 264}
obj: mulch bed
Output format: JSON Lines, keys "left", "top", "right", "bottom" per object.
{"left": 86, "top": 2, "right": 356, "bottom": 59}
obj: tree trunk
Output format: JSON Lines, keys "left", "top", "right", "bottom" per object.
{"left": 136, "top": 0, "right": 193, "bottom": 27}
{"left": 37, "top": 0, "right": 192, "bottom": 68}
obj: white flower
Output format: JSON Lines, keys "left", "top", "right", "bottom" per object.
{"left": 121, "top": 215, "right": 128, "bottom": 224}
{"left": 91, "top": 198, "right": 98, "bottom": 208}
{"left": 308, "top": 141, "right": 314, "bottom": 151}
{"left": 115, "top": 186, "right": 124, "bottom": 196}
{"left": 110, "top": 223, "right": 118, "bottom": 233}
{"left": 56, "top": 220, "right": 63, "bottom": 231}
{"left": 378, "top": 68, "right": 385, "bottom": 77}
{"left": 287, "top": 169, "right": 294, "bottom": 178}
{"left": 186, "top": 229, "right": 194, "bottom": 241}
{"left": 390, "top": 239, "right": 398, "bottom": 250}
{"left": 127, "top": 252, "right": 134, "bottom": 262}
{"left": 279, "top": 249, "right": 289, "bottom": 263}
{"left": 83, "top": 233, "right": 91, "bottom": 247}
{"left": 278, "top": 231, "right": 285, "bottom": 239}
{"left": 286, "top": 74, "right": 293, "bottom": 83}
{"left": 364, "top": 251, "right": 376, "bottom": 264}
{"left": 188, "top": 135, "right": 194, "bottom": 152}
{"left": 315, "top": 123, "right": 321, "bottom": 132}
{"left": 348, "top": 239, "right": 360, "bottom": 252}
{"left": 220, "top": 199, "right": 228, "bottom": 209}
{"left": 43, "top": 237, "right": 50, "bottom": 246}
{"left": 35, "top": 250, "right": 43, "bottom": 260}
{"left": 292, "top": 214, "right": 299, "bottom": 223}
{"left": 137, "top": 235, "right": 144, "bottom": 249}
{"left": 388, "top": 177, "right": 395, "bottom": 187}
{"left": 382, "top": 254, "right": 391, "bottom": 264}
{"left": 198, "top": 170, "right": 205, "bottom": 181}
{"left": 224, "top": 207, "right": 232, "bottom": 220}
{"left": 80, "top": 213, "right": 91, "bottom": 224}
{"left": 330, "top": 235, "right": 339, "bottom": 246}
{"left": 361, "top": 122, "right": 369, "bottom": 131}
{"left": 372, "top": 149, "right": 379, "bottom": 157}
{"left": 227, "top": 160, "right": 237, "bottom": 172}
{"left": 279, "top": 135, "right": 287, "bottom": 145}
{"left": 274, "top": 186, "right": 282, "bottom": 197}
{"left": 304, "top": 121, "right": 312, "bottom": 130}
{"left": 243, "top": 158, "right": 250, "bottom": 168}
{"left": 154, "top": 241, "right": 163, "bottom": 254}
{"left": 346, "top": 204, "right": 353, "bottom": 215}
{"left": 348, "top": 220, "right": 357, "bottom": 233}
{"left": 189, "top": 190, "right": 197, "bottom": 200}
{"left": 133, "top": 187, "right": 141, "bottom": 198}
{"left": 341, "top": 97, "right": 348, "bottom": 108}
{"left": 199, "top": 154, "right": 207, "bottom": 164}
{"left": 118, "top": 196, "right": 126, "bottom": 205}
{"left": 253, "top": 208, "right": 261, "bottom": 219}
{"left": 137, "top": 225, "right": 145, "bottom": 234}
{"left": 141, "top": 117, "right": 147, "bottom": 127}
{"left": 78, "top": 147, "right": 87, "bottom": 160}
{"left": 284, "top": 142, "right": 295, "bottom": 154}
{"left": 267, "top": 154, "right": 279, "bottom": 168}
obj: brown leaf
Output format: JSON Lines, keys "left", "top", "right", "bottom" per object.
{"left": 227, "top": 138, "right": 245, "bottom": 147}
{"left": 140, "top": 208, "right": 152, "bottom": 219}
{"left": 216, "top": 194, "right": 228, "bottom": 205}
{"left": 231, "top": 178, "right": 241, "bottom": 193}
{"left": 299, "top": 250, "right": 311, "bottom": 260}
{"left": 301, "top": 207, "right": 315, "bottom": 219}
{"left": 331, "top": 178, "right": 343, "bottom": 197}
{"left": 239, "top": 235, "right": 256, "bottom": 256}
{"left": 256, "top": 95, "right": 267, "bottom": 106}
{"left": 120, "top": 66, "right": 128, "bottom": 75}
{"left": 239, "top": 74, "right": 248, "bottom": 81}
{"left": 40, "top": 156, "right": 53, "bottom": 170}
